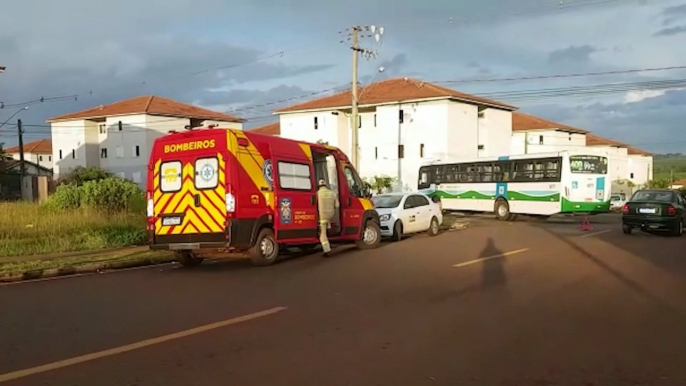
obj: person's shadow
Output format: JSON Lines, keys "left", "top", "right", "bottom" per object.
{"left": 479, "top": 238, "right": 508, "bottom": 289}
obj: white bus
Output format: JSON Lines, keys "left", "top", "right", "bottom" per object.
{"left": 417, "top": 151, "right": 611, "bottom": 220}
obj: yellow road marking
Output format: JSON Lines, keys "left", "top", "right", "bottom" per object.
{"left": 453, "top": 248, "right": 530, "bottom": 268}
{"left": 0, "top": 307, "right": 288, "bottom": 384}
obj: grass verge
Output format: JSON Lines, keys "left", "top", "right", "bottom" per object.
{"left": 0, "top": 202, "right": 146, "bottom": 257}
{"left": 0, "top": 249, "right": 175, "bottom": 278}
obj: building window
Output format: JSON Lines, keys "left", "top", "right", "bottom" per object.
{"left": 133, "top": 145, "right": 140, "bottom": 158}
{"left": 375, "top": 147, "right": 378, "bottom": 160}
{"left": 118, "top": 121, "right": 123, "bottom": 131}
{"left": 314, "top": 117, "right": 318, "bottom": 130}
{"left": 358, "top": 116, "right": 361, "bottom": 128}
{"left": 420, "top": 144, "right": 425, "bottom": 158}
{"left": 399, "top": 109, "right": 404, "bottom": 124}
{"left": 39, "top": 155, "right": 43, "bottom": 162}
{"left": 116, "top": 146, "right": 124, "bottom": 158}
{"left": 478, "top": 145, "right": 485, "bottom": 150}
{"left": 630, "top": 173, "right": 634, "bottom": 179}
{"left": 374, "top": 114, "right": 377, "bottom": 127}
{"left": 98, "top": 123, "right": 107, "bottom": 134}
{"left": 48, "top": 156, "right": 52, "bottom": 162}
{"left": 398, "top": 144, "right": 404, "bottom": 159}
{"left": 59, "top": 150, "right": 63, "bottom": 160}
{"left": 539, "top": 135, "right": 544, "bottom": 145}
{"left": 478, "top": 111, "right": 485, "bottom": 118}
{"left": 72, "top": 149, "right": 76, "bottom": 159}
{"left": 100, "top": 148, "right": 108, "bottom": 159}
{"left": 132, "top": 172, "right": 142, "bottom": 184}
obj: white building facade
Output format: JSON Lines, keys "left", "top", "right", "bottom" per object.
{"left": 5, "top": 139, "right": 53, "bottom": 170}
{"left": 275, "top": 78, "right": 516, "bottom": 190}
{"left": 48, "top": 96, "right": 243, "bottom": 187}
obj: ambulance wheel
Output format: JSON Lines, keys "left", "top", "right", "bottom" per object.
{"left": 356, "top": 221, "right": 381, "bottom": 250}
{"left": 249, "top": 228, "right": 279, "bottom": 266}
{"left": 176, "top": 251, "right": 204, "bottom": 267}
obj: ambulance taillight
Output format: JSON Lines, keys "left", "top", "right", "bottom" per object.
{"left": 225, "top": 183, "right": 236, "bottom": 214}
{"left": 146, "top": 191, "right": 154, "bottom": 231}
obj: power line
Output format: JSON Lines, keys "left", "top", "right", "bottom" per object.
{"left": 433, "top": 65, "right": 686, "bottom": 85}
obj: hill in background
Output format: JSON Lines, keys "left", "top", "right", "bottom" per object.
{"left": 654, "top": 153, "right": 686, "bottom": 181}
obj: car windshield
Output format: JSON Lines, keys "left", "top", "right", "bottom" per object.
{"left": 631, "top": 191, "right": 674, "bottom": 203}
{"left": 372, "top": 195, "right": 403, "bottom": 208}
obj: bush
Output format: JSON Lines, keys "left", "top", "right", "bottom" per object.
{"left": 49, "top": 184, "right": 82, "bottom": 210}
{"left": 58, "top": 166, "right": 114, "bottom": 187}
{"left": 81, "top": 178, "right": 144, "bottom": 212}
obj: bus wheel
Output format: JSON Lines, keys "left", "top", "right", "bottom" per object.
{"left": 495, "top": 199, "right": 512, "bottom": 221}
{"left": 249, "top": 228, "right": 279, "bottom": 266}
{"left": 356, "top": 221, "right": 381, "bottom": 250}
{"left": 392, "top": 221, "right": 403, "bottom": 242}
{"left": 176, "top": 251, "right": 204, "bottom": 268}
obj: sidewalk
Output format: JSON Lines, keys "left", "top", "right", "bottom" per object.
{"left": 0, "top": 246, "right": 150, "bottom": 265}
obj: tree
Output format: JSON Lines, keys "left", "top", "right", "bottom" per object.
{"left": 363, "top": 175, "right": 397, "bottom": 194}
{"left": 642, "top": 178, "right": 672, "bottom": 189}
{"left": 57, "top": 166, "right": 115, "bottom": 186}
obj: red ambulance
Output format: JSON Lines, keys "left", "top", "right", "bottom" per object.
{"left": 147, "top": 127, "right": 380, "bottom": 266}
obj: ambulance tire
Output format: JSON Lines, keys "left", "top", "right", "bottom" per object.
{"left": 356, "top": 220, "right": 381, "bottom": 250}
{"left": 176, "top": 251, "right": 204, "bottom": 268}
{"left": 249, "top": 228, "right": 279, "bottom": 266}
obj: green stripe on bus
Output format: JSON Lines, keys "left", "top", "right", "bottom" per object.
{"left": 561, "top": 198, "right": 611, "bottom": 213}
{"left": 430, "top": 190, "right": 560, "bottom": 202}
{"left": 507, "top": 191, "right": 560, "bottom": 202}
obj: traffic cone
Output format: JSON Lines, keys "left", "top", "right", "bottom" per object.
{"left": 579, "top": 216, "right": 594, "bottom": 231}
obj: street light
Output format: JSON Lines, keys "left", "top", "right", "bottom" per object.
{"left": 0, "top": 106, "right": 29, "bottom": 129}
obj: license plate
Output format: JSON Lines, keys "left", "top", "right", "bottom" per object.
{"left": 639, "top": 208, "right": 656, "bottom": 214}
{"left": 162, "top": 216, "right": 182, "bottom": 226}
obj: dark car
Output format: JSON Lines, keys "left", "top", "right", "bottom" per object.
{"left": 622, "top": 189, "right": 685, "bottom": 236}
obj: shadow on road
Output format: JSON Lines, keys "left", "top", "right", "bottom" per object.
{"left": 535, "top": 224, "right": 686, "bottom": 317}
{"left": 480, "top": 238, "right": 508, "bottom": 289}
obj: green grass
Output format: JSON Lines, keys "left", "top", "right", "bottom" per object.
{"left": 0, "top": 202, "right": 147, "bottom": 257}
{"left": 0, "top": 250, "right": 174, "bottom": 277}
{"left": 654, "top": 154, "right": 686, "bottom": 182}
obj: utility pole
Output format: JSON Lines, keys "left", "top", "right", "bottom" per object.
{"left": 348, "top": 25, "right": 384, "bottom": 171}
{"left": 17, "top": 119, "right": 26, "bottom": 177}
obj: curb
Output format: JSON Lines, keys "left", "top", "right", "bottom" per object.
{"left": 0, "top": 257, "right": 176, "bottom": 284}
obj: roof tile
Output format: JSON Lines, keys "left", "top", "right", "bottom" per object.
{"left": 250, "top": 122, "right": 280, "bottom": 136}
{"left": 47, "top": 95, "right": 244, "bottom": 123}
{"left": 513, "top": 112, "right": 587, "bottom": 134}
{"left": 4, "top": 139, "right": 52, "bottom": 154}
{"left": 275, "top": 78, "right": 516, "bottom": 113}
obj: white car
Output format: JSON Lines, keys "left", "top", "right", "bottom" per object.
{"left": 610, "top": 193, "right": 627, "bottom": 210}
{"left": 372, "top": 192, "right": 443, "bottom": 241}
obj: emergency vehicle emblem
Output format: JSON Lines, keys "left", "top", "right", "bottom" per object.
{"left": 280, "top": 198, "right": 292, "bottom": 224}
{"left": 199, "top": 163, "right": 215, "bottom": 182}
{"left": 263, "top": 159, "right": 274, "bottom": 186}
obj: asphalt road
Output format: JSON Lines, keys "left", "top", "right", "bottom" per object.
{"left": 1, "top": 214, "right": 685, "bottom": 385}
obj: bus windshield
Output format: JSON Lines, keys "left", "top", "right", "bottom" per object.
{"left": 569, "top": 155, "right": 608, "bottom": 174}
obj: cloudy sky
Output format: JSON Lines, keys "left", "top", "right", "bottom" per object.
{"left": 1, "top": 0, "right": 685, "bottom": 153}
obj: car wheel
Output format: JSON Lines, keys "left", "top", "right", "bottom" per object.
{"left": 622, "top": 224, "right": 632, "bottom": 235}
{"left": 673, "top": 218, "right": 684, "bottom": 237}
{"left": 176, "top": 251, "right": 204, "bottom": 267}
{"left": 356, "top": 221, "right": 381, "bottom": 250}
{"left": 494, "top": 199, "right": 511, "bottom": 221}
{"left": 392, "top": 221, "right": 403, "bottom": 242}
{"left": 249, "top": 228, "right": 279, "bottom": 266}
{"left": 427, "top": 217, "right": 439, "bottom": 236}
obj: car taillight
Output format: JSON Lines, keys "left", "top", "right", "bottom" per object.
{"left": 622, "top": 204, "right": 629, "bottom": 213}
{"left": 668, "top": 206, "right": 676, "bottom": 216}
